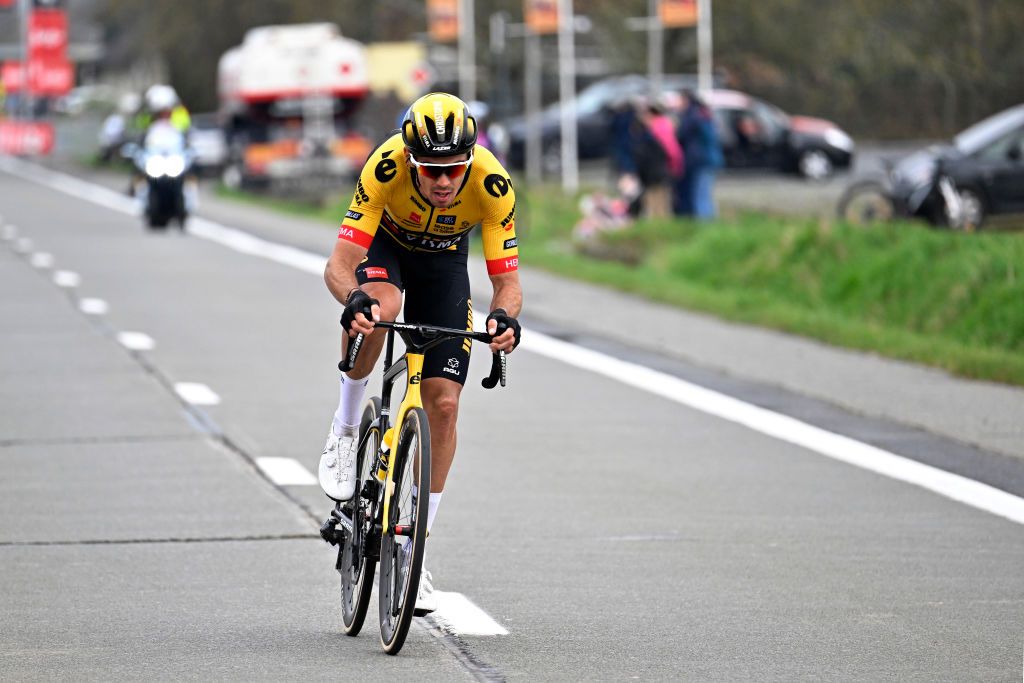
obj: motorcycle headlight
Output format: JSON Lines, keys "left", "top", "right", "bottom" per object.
{"left": 164, "top": 155, "right": 186, "bottom": 178}
{"left": 823, "top": 128, "right": 854, "bottom": 152}
{"left": 145, "top": 155, "right": 167, "bottom": 177}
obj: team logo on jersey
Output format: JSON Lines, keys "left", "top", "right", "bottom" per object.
{"left": 408, "top": 211, "right": 422, "bottom": 223}
{"left": 484, "top": 174, "right": 511, "bottom": 198}
{"left": 436, "top": 215, "right": 456, "bottom": 225}
{"left": 345, "top": 210, "right": 363, "bottom": 221}
{"left": 409, "top": 195, "right": 427, "bottom": 211}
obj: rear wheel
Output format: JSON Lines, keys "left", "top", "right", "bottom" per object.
{"left": 837, "top": 181, "right": 895, "bottom": 225}
{"left": 339, "top": 396, "right": 382, "bottom": 636}
{"left": 378, "top": 407, "right": 431, "bottom": 655}
{"left": 798, "top": 148, "right": 834, "bottom": 180}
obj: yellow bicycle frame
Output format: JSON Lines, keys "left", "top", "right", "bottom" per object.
{"left": 379, "top": 351, "right": 425, "bottom": 534}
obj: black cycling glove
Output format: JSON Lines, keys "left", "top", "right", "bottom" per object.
{"left": 486, "top": 308, "right": 521, "bottom": 349}
{"left": 340, "top": 288, "right": 378, "bottom": 333}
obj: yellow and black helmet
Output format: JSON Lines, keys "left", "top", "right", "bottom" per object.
{"left": 400, "top": 92, "right": 478, "bottom": 156}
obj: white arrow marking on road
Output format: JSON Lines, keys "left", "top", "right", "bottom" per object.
{"left": 117, "top": 331, "right": 156, "bottom": 351}
{"left": 8, "top": 157, "right": 1024, "bottom": 529}
{"left": 53, "top": 270, "right": 81, "bottom": 287}
{"left": 174, "top": 382, "right": 221, "bottom": 406}
{"left": 79, "top": 298, "right": 109, "bottom": 315}
{"left": 255, "top": 457, "right": 317, "bottom": 486}
{"left": 30, "top": 251, "right": 54, "bottom": 268}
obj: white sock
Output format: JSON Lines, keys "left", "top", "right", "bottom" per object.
{"left": 332, "top": 373, "right": 368, "bottom": 436}
{"left": 427, "top": 492, "right": 443, "bottom": 533}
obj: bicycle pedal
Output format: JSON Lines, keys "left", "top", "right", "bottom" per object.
{"left": 319, "top": 518, "right": 339, "bottom": 546}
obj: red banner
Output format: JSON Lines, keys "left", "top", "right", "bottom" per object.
{"left": 28, "top": 9, "right": 69, "bottom": 60}
{"left": 0, "top": 0, "right": 15, "bottom": 8}
{"left": 659, "top": 0, "right": 698, "bottom": 27}
{"left": 524, "top": 0, "right": 559, "bottom": 35}
{"left": 2, "top": 59, "right": 74, "bottom": 96}
{"left": 0, "top": 121, "right": 55, "bottom": 156}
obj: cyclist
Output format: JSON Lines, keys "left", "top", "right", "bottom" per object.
{"left": 318, "top": 93, "right": 522, "bottom": 613}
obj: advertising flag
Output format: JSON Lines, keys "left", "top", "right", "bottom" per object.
{"left": 659, "top": 0, "right": 698, "bottom": 27}
{"left": 524, "top": 0, "right": 559, "bottom": 35}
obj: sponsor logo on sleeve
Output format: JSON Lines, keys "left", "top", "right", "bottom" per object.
{"left": 364, "top": 266, "right": 389, "bottom": 280}
{"left": 345, "top": 210, "right": 363, "bottom": 221}
{"left": 484, "top": 174, "right": 511, "bottom": 198}
{"left": 374, "top": 158, "right": 398, "bottom": 183}
{"left": 503, "top": 237, "right": 518, "bottom": 250}
{"left": 354, "top": 179, "right": 370, "bottom": 205}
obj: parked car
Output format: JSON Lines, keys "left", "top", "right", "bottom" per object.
{"left": 840, "top": 103, "right": 1024, "bottom": 229}
{"left": 501, "top": 78, "right": 854, "bottom": 180}
{"left": 705, "top": 89, "right": 854, "bottom": 179}
{"left": 501, "top": 74, "right": 703, "bottom": 174}
{"left": 914, "top": 103, "right": 1024, "bottom": 227}
{"left": 188, "top": 113, "right": 229, "bottom": 176}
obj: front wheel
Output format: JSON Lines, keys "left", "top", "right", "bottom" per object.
{"left": 837, "top": 181, "right": 895, "bottom": 225}
{"left": 378, "top": 407, "right": 431, "bottom": 655}
{"left": 798, "top": 148, "right": 834, "bottom": 180}
{"left": 338, "top": 396, "right": 382, "bottom": 636}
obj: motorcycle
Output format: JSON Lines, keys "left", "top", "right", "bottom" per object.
{"left": 837, "top": 150, "right": 967, "bottom": 230}
{"left": 123, "top": 124, "right": 197, "bottom": 230}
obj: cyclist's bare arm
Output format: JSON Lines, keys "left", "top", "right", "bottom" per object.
{"left": 325, "top": 239, "right": 379, "bottom": 336}
{"left": 487, "top": 270, "right": 523, "bottom": 352}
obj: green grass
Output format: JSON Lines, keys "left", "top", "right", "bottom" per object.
{"left": 216, "top": 183, "right": 1024, "bottom": 386}
{"left": 517, "top": 187, "right": 1024, "bottom": 385}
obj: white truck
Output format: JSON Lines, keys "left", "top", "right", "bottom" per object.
{"left": 217, "top": 23, "right": 373, "bottom": 195}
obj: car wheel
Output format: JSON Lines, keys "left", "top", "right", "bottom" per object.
{"left": 798, "top": 149, "right": 833, "bottom": 180}
{"left": 957, "top": 187, "right": 986, "bottom": 231}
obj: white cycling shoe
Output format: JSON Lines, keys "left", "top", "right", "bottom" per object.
{"left": 414, "top": 569, "right": 438, "bottom": 616}
{"left": 318, "top": 428, "right": 358, "bottom": 501}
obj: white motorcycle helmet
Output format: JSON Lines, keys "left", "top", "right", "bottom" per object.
{"left": 144, "top": 84, "right": 179, "bottom": 114}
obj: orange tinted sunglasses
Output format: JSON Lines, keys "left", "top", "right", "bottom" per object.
{"left": 409, "top": 153, "right": 474, "bottom": 180}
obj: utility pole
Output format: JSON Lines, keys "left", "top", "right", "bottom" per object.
{"left": 697, "top": 0, "right": 713, "bottom": 92}
{"left": 20, "top": 0, "right": 31, "bottom": 119}
{"left": 647, "top": 0, "right": 663, "bottom": 97}
{"left": 458, "top": 0, "right": 475, "bottom": 102}
{"left": 556, "top": 0, "right": 577, "bottom": 194}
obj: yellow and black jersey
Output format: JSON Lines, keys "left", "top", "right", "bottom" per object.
{"left": 337, "top": 133, "right": 519, "bottom": 275}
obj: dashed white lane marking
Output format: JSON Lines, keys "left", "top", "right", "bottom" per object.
{"left": 79, "top": 298, "right": 109, "bottom": 315}
{"left": 1, "top": 224, "right": 16, "bottom": 240}
{"left": 174, "top": 382, "right": 221, "bottom": 406}
{"left": 30, "top": 252, "right": 54, "bottom": 268}
{"left": 431, "top": 592, "right": 509, "bottom": 636}
{"left": 53, "top": 270, "right": 81, "bottom": 287}
{"left": 117, "top": 331, "right": 156, "bottom": 351}
{"left": 255, "top": 457, "right": 317, "bottom": 486}
{"left": 14, "top": 237, "right": 33, "bottom": 254}
{"left": 7, "top": 161, "right": 1023, "bottom": 530}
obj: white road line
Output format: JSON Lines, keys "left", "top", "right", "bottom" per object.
{"left": 30, "top": 251, "right": 54, "bottom": 268}
{"left": 431, "top": 592, "right": 509, "bottom": 636}
{"left": 1, "top": 224, "right": 16, "bottom": 240}
{"left": 117, "top": 331, "right": 156, "bottom": 351}
{"left": 174, "top": 382, "right": 221, "bottom": 406}
{"left": 7, "top": 158, "right": 1024, "bottom": 529}
{"left": 53, "top": 270, "right": 81, "bottom": 288}
{"left": 255, "top": 457, "right": 317, "bottom": 486}
{"left": 14, "top": 237, "right": 33, "bottom": 253}
{"left": 79, "top": 297, "right": 109, "bottom": 315}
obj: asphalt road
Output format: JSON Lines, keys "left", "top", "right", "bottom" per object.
{"left": 2, "top": 160, "right": 1023, "bottom": 681}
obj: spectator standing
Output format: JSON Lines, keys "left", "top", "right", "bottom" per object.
{"left": 634, "top": 100, "right": 684, "bottom": 219}
{"left": 674, "top": 90, "right": 724, "bottom": 219}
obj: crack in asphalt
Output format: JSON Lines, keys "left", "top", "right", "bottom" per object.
{"left": 0, "top": 533, "right": 318, "bottom": 548}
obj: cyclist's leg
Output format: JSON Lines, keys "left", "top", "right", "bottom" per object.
{"left": 401, "top": 245, "right": 472, "bottom": 498}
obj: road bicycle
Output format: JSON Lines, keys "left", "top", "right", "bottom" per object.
{"left": 320, "top": 320, "right": 507, "bottom": 655}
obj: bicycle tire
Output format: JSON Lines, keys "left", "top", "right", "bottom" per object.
{"left": 339, "top": 396, "right": 382, "bottom": 636}
{"left": 378, "top": 406, "right": 431, "bottom": 655}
